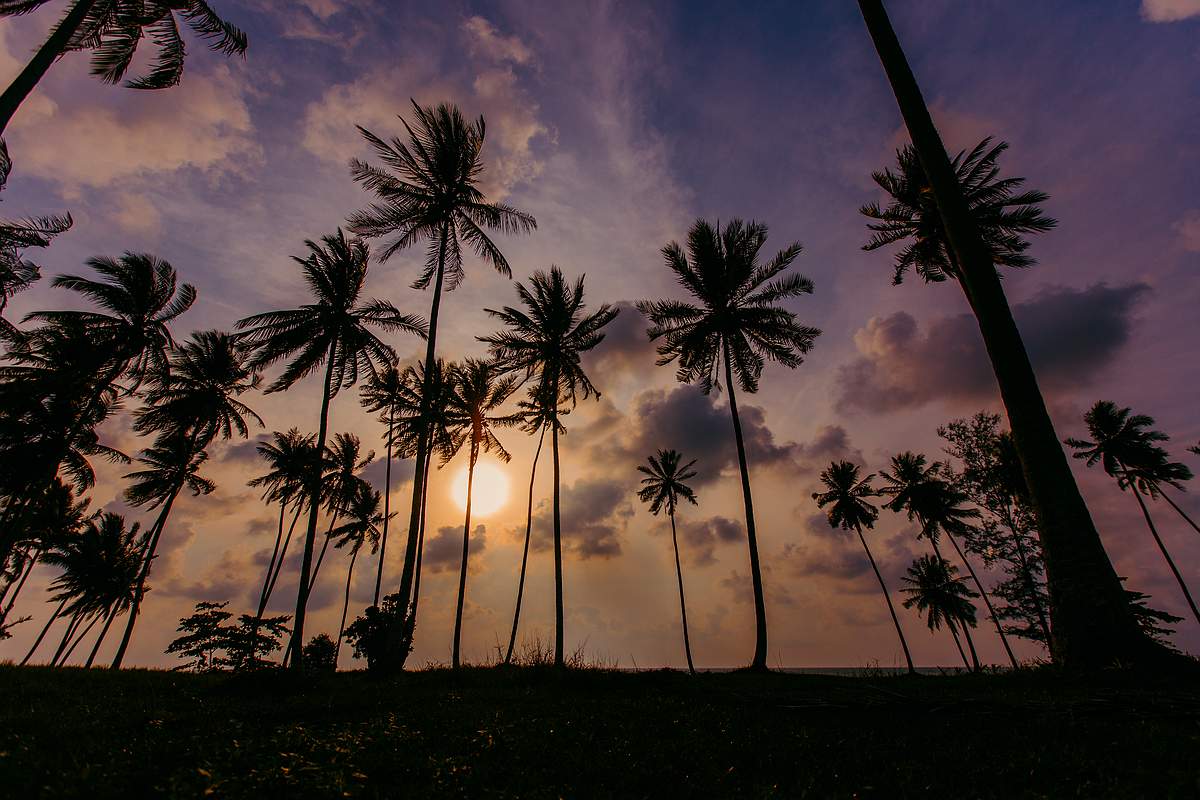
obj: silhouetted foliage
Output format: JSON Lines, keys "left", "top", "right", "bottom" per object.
{"left": 901, "top": 554, "right": 979, "bottom": 669}
{"left": 302, "top": 633, "right": 338, "bottom": 673}
{"left": 166, "top": 600, "right": 288, "bottom": 672}
{"left": 343, "top": 591, "right": 414, "bottom": 673}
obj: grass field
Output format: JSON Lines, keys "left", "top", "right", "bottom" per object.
{"left": 2, "top": 664, "right": 1198, "bottom": 798}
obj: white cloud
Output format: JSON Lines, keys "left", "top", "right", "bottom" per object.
{"left": 1141, "top": 0, "right": 1200, "bottom": 21}
{"left": 463, "top": 15, "right": 533, "bottom": 65}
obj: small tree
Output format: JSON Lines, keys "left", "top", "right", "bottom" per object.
{"left": 343, "top": 591, "right": 413, "bottom": 672}
{"left": 302, "top": 633, "right": 338, "bottom": 672}
{"left": 166, "top": 601, "right": 233, "bottom": 672}
{"left": 225, "top": 613, "right": 289, "bottom": 671}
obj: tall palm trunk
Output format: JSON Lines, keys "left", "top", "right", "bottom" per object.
{"left": 259, "top": 500, "right": 289, "bottom": 604}
{"left": 723, "top": 342, "right": 768, "bottom": 670}
{"left": 373, "top": 404, "right": 396, "bottom": 605}
{"left": 410, "top": 457, "right": 432, "bottom": 620}
{"left": 334, "top": 546, "right": 360, "bottom": 666}
{"left": 0, "top": 0, "right": 97, "bottom": 137}
{"left": 85, "top": 603, "right": 121, "bottom": 667}
{"left": 552, "top": 396, "right": 565, "bottom": 668}
{"left": 259, "top": 500, "right": 303, "bottom": 617}
{"left": 958, "top": 618, "right": 981, "bottom": 672}
{"left": 21, "top": 596, "right": 67, "bottom": 664}
{"left": 307, "top": 511, "right": 341, "bottom": 594}
{"left": 1128, "top": 482, "right": 1200, "bottom": 626}
{"left": 945, "top": 617, "right": 971, "bottom": 670}
{"left": 945, "top": 531, "right": 1018, "bottom": 668}
{"left": 1, "top": 547, "right": 39, "bottom": 618}
{"left": 1160, "top": 491, "right": 1200, "bottom": 538}
{"left": 289, "top": 337, "right": 339, "bottom": 669}
{"left": 855, "top": 525, "right": 914, "bottom": 674}
{"left": 857, "top": 0, "right": 1154, "bottom": 668}
{"left": 50, "top": 609, "right": 84, "bottom": 665}
{"left": 505, "top": 426, "right": 546, "bottom": 664}
{"left": 111, "top": 489, "right": 179, "bottom": 668}
{"left": 669, "top": 511, "right": 696, "bottom": 675}
{"left": 452, "top": 446, "right": 478, "bottom": 669}
{"left": 58, "top": 611, "right": 101, "bottom": 665}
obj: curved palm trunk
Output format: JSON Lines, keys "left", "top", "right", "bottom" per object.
{"left": 289, "top": 337, "right": 339, "bottom": 670}
{"left": 1, "top": 547, "right": 39, "bottom": 619}
{"left": 505, "top": 426, "right": 546, "bottom": 664}
{"left": 858, "top": 0, "right": 1155, "bottom": 668}
{"left": 50, "top": 609, "right": 85, "bottom": 666}
{"left": 307, "top": 511, "right": 341, "bottom": 594}
{"left": 85, "top": 604, "right": 121, "bottom": 668}
{"left": 0, "top": 0, "right": 97, "bottom": 137}
{"left": 1161, "top": 491, "right": 1200, "bottom": 538}
{"left": 723, "top": 343, "right": 768, "bottom": 670}
{"left": 21, "top": 597, "right": 67, "bottom": 665}
{"left": 111, "top": 489, "right": 180, "bottom": 669}
{"left": 959, "top": 619, "right": 981, "bottom": 672}
{"left": 334, "top": 547, "right": 360, "bottom": 666}
{"left": 260, "top": 500, "right": 303, "bottom": 616}
{"left": 259, "top": 501, "right": 289, "bottom": 604}
{"left": 856, "top": 526, "right": 914, "bottom": 674}
{"left": 552, "top": 400, "right": 565, "bottom": 668}
{"left": 945, "top": 531, "right": 1018, "bottom": 668}
{"left": 373, "top": 405, "right": 396, "bottom": 606}
{"left": 1130, "top": 486, "right": 1200, "bottom": 626}
{"left": 452, "top": 448, "right": 478, "bottom": 669}
{"left": 669, "top": 511, "right": 696, "bottom": 675}
{"left": 58, "top": 611, "right": 101, "bottom": 665}
{"left": 410, "top": 457, "right": 431, "bottom": 619}
{"left": 945, "top": 617, "right": 971, "bottom": 670}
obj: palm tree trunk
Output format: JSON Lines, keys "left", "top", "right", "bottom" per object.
{"left": 1130, "top": 486, "right": 1200, "bottom": 626}
{"left": 856, "top": 526, "right": 914, "bottom": 674}
{"left": 857, "top": 0, "right": 1154, "bottom": 669}
{"left": 452, "top": 448, "right": 477, "bottom": 669}
{"left": 58, "top": 611, "right": 101, "bottom": 665}
{"left": 1161, "top": 491, "right": 1200, "bottom": 538}
{"left": 373, "top": 404, "right": 395, "bottom": 606}
{"left": 21, "top": 597, "right": 66, "bottom": 665}
{"left": 552, "top": 397, "right": 565, "bottom": 668}
{"left": 945, "top": 531, "right": 1018, "bottom": 668}
{"left": 50, "top": 609, "right": 84, "bottom": 666}
{"left": 959, "top": 619, "right": 981, "bottom": 672}
{"left": 410, "top": 456, "right": 432, "bottom": 620}
{"left": 260, "top": 500, "right": 303, "bottom": 617}
{"left": 306, "top": 511, "right": 341, "bottom": 594}
{"left": 670, "top": 511, "right": 696, "bottom": 675}
{"left": 289, "top": 337, "right": 339, "bottom": 670}
{"left": 723, "top": 341, "right": 768, "bottom": 671}
{"left": 945, "top": 617, "right": 971, "bottom": 670}
{"left": 259, "top": 500, "right": 288, "bottom": 606}
{"left": 0, "top": 0, "right": 97, "bottom": 137}
{"left": 1, "top": 547, "right": 39, "bottom": 618}
{"left": 505, "top": 426, "right": 546, "bottom": 664}
{"left": 334, "top": 547, "right": 360, "bottom": 666}
{"left": 110, "top": 490, "right": 179, "bottom": 669}
{"left": 85, "top": 604, "right": 121, "bottom": 668}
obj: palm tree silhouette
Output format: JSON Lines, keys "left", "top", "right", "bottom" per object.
{"left": 481, "top": 266, "right": 617, "bottom": 667}
{"left": 110, "top": 330, "right": 261, "bottom": 668}
{"left": 901, "top": 554, "right": 979, "bottom": 670}
{"left": 359, "top": 365, "right": 404, "bottom": 605}
{"left": 638, "top": 218, "right": 820, "bottom": 671}
{"left": 347, "top": 101, "right": 536, "bottom": 634}
{"left": 236, "top": 230, "right": 425, "bottom": 668}
{"left": 637, "top": 449, "right": 700, "bottom": 675}
{"left": 0, "top": 1, "right": 248, "bottom": 136}
{"left": 813, "top": 461, "right": 915, "bottom": 675}
{"left": 308, "top": 432, "right": 372, "bottom": 593}
{"left": 330, "top": 482, "right": 386, "bottom": 665}
{"left": 442, "top": 358, "right": 518, "bottom": 668}
{"left": 856, "top": 0, "right": 1154, "bottom": 668}
{"left": 247, "top": 429, "right": 315, "bottom": 622}
{"left": 1, "top": 480, "right": 88, "bottom": 624}
{"left": 1066, "top": 401, "right": 1200, "bottom": 626}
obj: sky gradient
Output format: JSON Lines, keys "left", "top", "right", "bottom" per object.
{"left": 2, "top": 0, "right": 1198, "bottom": 669}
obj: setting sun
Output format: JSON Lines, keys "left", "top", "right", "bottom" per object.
{"left": 451, "top": 459, "right": 511, "bottom": 516}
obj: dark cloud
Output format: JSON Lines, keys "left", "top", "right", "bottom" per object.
{"left": 674, "top": 515, "right": 743, "bottom": 566}
{"left": 836, "top": 283, "right": 1150, "bottom": 413}
{"left": 423, "top": 524, "right": 487, "bottom": 574}
{"left": 581, "top": 300, "right": 656, "bottom": 377}
{"left": 219, "top": 434, "right": 270, "bottom": 465}
{"left": 532, "top": 477, "right": 632, "bottom": 559}
{"left": 359, "top": 455, "right": 416, "bottom": 493}
{"left": 781, "top": 541, "right": 870, "bottom": 583}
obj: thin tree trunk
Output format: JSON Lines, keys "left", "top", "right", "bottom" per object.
{"left": 110, "top": 490, "right": 179, "bottom": 669}
{"left": 289, "top": 337, "right": 339, "bottom": 670}
{"left": 1, "top": 547, "right": 38, "bottom": 618}
{"left": 945, "top": 530, "right": 1018, "bottom": 668}
{"left": 85, "top": 604, "right": 121, "bottom": 668}
{"left": 21, "top": 597, "right": 66, "bottom": 665}
{"left": 552, "top": 398, "right": 565, "bottom": 668}
{"left": 373, "top": 405, "right": 395, "bottom": 606}
{"left": 857, "top": 0, "right": 1155, "bottom": 668}
{"left": 50, "top": 609, "right": 84, "bottom": 666}
{"left": 259, "top": 501, "right": 288, "bottom": 605}
{"left": 1161, "top": 491, "right": 1200, "bottom": 538}
{"left": 261, "top": 500, "right": 303, "bottom": 617}
{"left": 959, "top": 619, "right": 981, "bottom": 672}
{"left": 307, "top": 511, "right": 341, "bottom": 594}
{"left": 670, "top": 512, "right": 696, "bottom": 675}
{"left": 505, "top": 425, "right": 545, "bottom": 665}
{"left": 410, "top": 457, "right": 432, "bottom": 620}
{"left": 723, "top": 342, "right": 768, "bottom": 670}
{"left": 1006, "top": 504, "right": 1053, "bottom": 646}
{"left": 334, "top": 547, "right": 360, "bottom": 666}
{"left": 58, "top": 611, "right": 101, "bottom": 665}
{"left": 0, "top": 0, "right": 97, "bottom": 137}
{"left": 1130, "top": 486, "right": 1200, "bottom": 626}
{"left": 945, "top": 617, "right": 971, "bottom": 670}
{"left": 452, "top": 449, "right": 477, "bottom": 669}
{"left": 856, "top": 526, "right": 914, "bottom": 674}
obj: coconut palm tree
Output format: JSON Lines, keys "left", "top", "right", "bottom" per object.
{"left": 308, "top": 433, "right": 373, "bottom": 592}
{"left": 1066, "top": 401, "right": 1200, "bottom": 626}
{"left": 0, "top": 0, "right": 248, "bottom": 137}
{"left": 359, "top": 365, "right": 404, "bottom": 605}
{"left": 330, "top": 482, "right": 385, "bottom": 664}
{"left": 856, "top": 0, "right": 1155, "bottom": 668}
{"left": 235, "top": 229, "right": 425, "bottom": 668}
{"left": 481, "top": 266, "right": 617, "bottom": 667}
{"left": 637, "top": 219, "right": 820, "bottom": 671}
{"left": 637, "top": 448, "right": 700, "bottom": 675}
{"left": 1, "top": 479, "right": 89, "bottom": 620}
{"left": 247, "top": 429, "right": 315, "bottom": 620}
{"left": 901, "top": 554, "right": 979, "bottom": 670}
{"left": 813, "top": 461, "right": 915, "bottom": 675}
{"left": 442, "top": 358, "right": 518, "bottom": 668}
{"left": 347, "top": 101, "right": 536, "bottom": 629}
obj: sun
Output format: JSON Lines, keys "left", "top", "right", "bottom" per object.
{"left": 451, "top": 458, "right": 511, "bottom": 516}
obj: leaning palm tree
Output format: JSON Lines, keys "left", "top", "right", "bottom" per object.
{"left": 637, "top": 219, "right": 820, "bottom": 671}
{"left": 347, "top": 101, "right": 536, "bottom": 627}
{"left": 442, "top": 358, "right": 518, "bottom": 668}
{"left": 901, "top": 554, "right": 979, "bottom": 671}
{"left": 813, "top": 461, "right": 915, "bottom": 675}
{"left": 308, "top": 433, "right": 373, "bottom": 592}
{"left": 330, "top": 482, "right": 385, "bottom": 665}
{"left": 1066, "top": 401, "right": 1200, "bottom": 626}
{"left": 359, "top": 365, "right": 404, "bottom": 605}
{"left": 637, "top": 449, "right": 700, "bottom": 675}
{"left": 481, "top": 266, "right": 618, "bottom": 667}
{"left": 856, "top": 0, "right": 1156, "bottom": 668}
{"left": 247, "top": 429, "right": 315, "bottom": 620}
{"left": 235, "top": 229, "right": 425, "bottom": 668}
{"left": 0, "top": 1, "right": 248, "bottom": 136}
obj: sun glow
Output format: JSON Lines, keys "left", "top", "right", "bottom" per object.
{"left": 451, "top": 458, "right": 511, "bottom": 516}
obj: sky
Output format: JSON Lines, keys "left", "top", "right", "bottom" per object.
{"left": 1, "top": 0, "right": 1199, "bottom": 670}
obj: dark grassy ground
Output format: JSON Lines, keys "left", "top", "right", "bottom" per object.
{"left": 2, "top": 664, "right": 1198, "bottom": 798}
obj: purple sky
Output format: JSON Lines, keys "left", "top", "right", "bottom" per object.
{"left": 2, "top": 0, "right": 1198, "bottom": 669}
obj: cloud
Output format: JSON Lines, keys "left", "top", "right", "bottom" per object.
{"left": 581, "top": 301, "right": 654, "bottom": 378}
{"left": 463, "top": 16, "right": 533, "bottom": 65}
{"left": 674, "top": 515, "right": 743, "bottom": 566}
{"left": 1141, "top": 0, "right": 1200, "bottom": 22}
{"left": 422, "top": 524, "right": 487, "bottom": 574}
{"left": 532, "top": 477, "right": 631, "bottom": 559}
{"left": 1172, "top": 210, "right": 1200, "bottom": 252}
{"left": 836, "top": 283, "right": 1150, "bottom": 412}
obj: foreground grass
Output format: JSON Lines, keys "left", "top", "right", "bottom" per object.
{"left": 2, "top": 664, "right": 1198, "bottom": 798}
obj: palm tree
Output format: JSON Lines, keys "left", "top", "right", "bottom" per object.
{"left": 856, "top": 0, "right": 1156, "bottom": 668}
{"left": 1, "top": 480, "right": 88, "bottom": 620}
{"left": 637, "top": 219, "right": 820, "bottom": 670}
{"left": 247, "top": 429, "right": 315, "bottom": 620}
{"left": 901, "top": 554, "right": 979, "bottom": 670}
{"left": 1066, "top": 401, "right": 1200, "bottom": 626}
{"left": 308, "top": 433, "right": 373, "bottom": 592}
{"left": 481, "top": 266, "right": 617, "bottom": 667}
{"left": 637, "top": 449, "right": 700, "bottom": 675}
{"left": 359, "top": 365, "right": 404, "bottom": 605}
{"left": 442, "top": 358, "right": 518, "bottom": 668}
{"left": 347, "top": 101, "right": 536, "bottom": 629}
{"left": 813, "top": 461, "right": 915, "bottom": 675}
{"left": 235, "top": 229, "right": 425, "bottom": 668}
{"left": 0, "top": 1, "right": 248, "bottom": 137}
{"left": 330, "top": 482, "right": 385, "bottom": 665}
